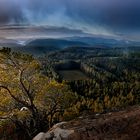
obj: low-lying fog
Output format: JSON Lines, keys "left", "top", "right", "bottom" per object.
{"left": 0, "top": 25, "right": 140, "bottom": 50}
{"left": 0, "top": 25, "right": 92, "bottom": 46}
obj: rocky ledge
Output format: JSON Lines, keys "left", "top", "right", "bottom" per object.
{"left": 33, "top": 106, "right": 140, "bottom": 140}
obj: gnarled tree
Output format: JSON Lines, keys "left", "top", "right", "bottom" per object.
{"left": 0, "top": 48, "right": 76, "bottom": 139}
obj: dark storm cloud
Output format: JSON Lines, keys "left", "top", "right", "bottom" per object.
{"left": 0, "top": 0, "right": 140, "bottom": 33}
{"left": 0, "top": 0, "right": 25, "bottom": 24}
{"left": 63, "top": 0, "right": 140, "bottom": 31}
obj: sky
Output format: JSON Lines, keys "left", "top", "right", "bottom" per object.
{"left": 0, "top": 0, "right": 140, "bottom": 39}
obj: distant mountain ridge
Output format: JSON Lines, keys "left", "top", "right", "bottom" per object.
{"left": 0, "top": 36, "right": 140, "bottom": 56}
{"left": 26, "top": 38, "right": 88, "bottom": 48}
{"left": 66, "top": 36, "right": 140, "bottom": 47}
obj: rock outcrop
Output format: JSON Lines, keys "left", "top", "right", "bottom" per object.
{"left": 33, "top": 106, "right": 140, "bottom": 140}
{"left": 33, "top": 122, "right": 74, "bottom": 140}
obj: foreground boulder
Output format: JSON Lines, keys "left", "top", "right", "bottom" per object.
{"left": 33, "top": 122, "right": 74, "bottom": 140}
{"left": 33, "top": 106, "right": 140, "bottom": 140}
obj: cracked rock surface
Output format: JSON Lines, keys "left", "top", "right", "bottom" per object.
{"left": 33, "top": 106, "right": 140, "bottom": 140}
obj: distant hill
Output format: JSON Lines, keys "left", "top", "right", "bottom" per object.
{"left": 9, "top": 38, "right": 88, "bottom": 56}
{"left": 26, "top": 39, "right": 88, "bottom": 48}
{"left": 12, "top": 45, "right": 60, "bottom": 56}
{"left": 66, "top": 36, "right": 140, "bottom": 47}
{"left": 1, "top": 37, "right": 140, "bottom": 56}
{"left": 0, "top": 38, "right": 88, "bottom": 56}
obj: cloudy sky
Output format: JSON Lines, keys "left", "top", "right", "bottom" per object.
{"left": 0, "top": 0, "right": 140, "bottom": 39}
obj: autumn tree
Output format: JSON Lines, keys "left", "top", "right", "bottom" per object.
{"left": 0, "top": 48, "right": 75, "bottom": 139}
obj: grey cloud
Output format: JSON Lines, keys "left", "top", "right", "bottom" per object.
{"left": 0, "top": 0, "right": 140, "bottom": 34}
{"left": 0, "top": 0, "right": 26, "bottom": 24}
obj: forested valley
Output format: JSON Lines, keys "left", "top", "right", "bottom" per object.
{"left": 0, "top": 46, "right": 139, "bottom": 140}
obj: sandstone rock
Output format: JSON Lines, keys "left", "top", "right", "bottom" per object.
{"left": 33, "top": 106, "right": 140, "bottom": 140}
{"left": 33, "top": 132, "right": 45, "bottom": 140}
{"left": 33, "top": 122, "right": 74, "bottom": 140}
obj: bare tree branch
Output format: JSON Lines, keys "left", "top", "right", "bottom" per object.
{"left": 19, "top": 69, "right": 38, "bottom": 114}
{"left": 0, "top": 85, "right": 30, "bottom": 108}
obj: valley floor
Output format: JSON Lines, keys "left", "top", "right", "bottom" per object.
{"left": 58, "top": 70, "right": 89, "bottom": 81}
